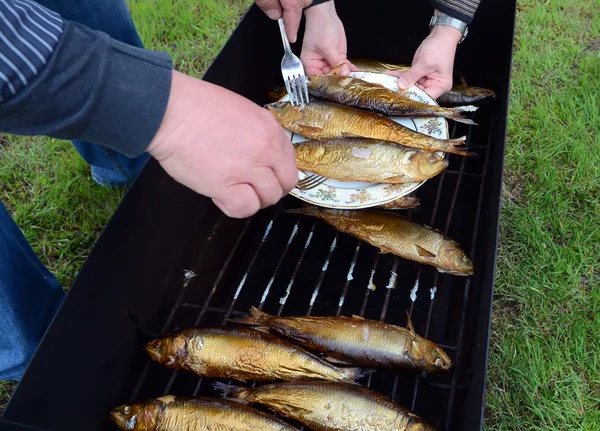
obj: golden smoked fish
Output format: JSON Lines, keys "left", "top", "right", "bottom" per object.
{"left": 215, "top": 381, "right": 437, "bottom": 431}
{"left": 307, "top": 73, "right": 477, "bottom": 125}
{"left": 233, "top": 307, "right": 453, "bottom": 373}
{"left": 295, "top": 138, "right": 448, "bottom": 184}
{"left": 145, "top": 327, "right": 363, "bottom": 382}
{"left": 266, "top": 100, "right": 474, "bottom": 157}
{"left": 286, "top": 207, "right": 474, "bottom": 276}
{"left": 110, "top": 396, "right": 298, "bottom": 431}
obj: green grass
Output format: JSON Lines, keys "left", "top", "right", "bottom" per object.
{"left": 485, "top": 0, "right": 600, "bottom": 429}
{"left": 1, "top": 0, "right": 599, "bottom": 427}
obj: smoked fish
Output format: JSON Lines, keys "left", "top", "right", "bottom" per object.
{"left": 286, "top": 207, "right": 474, "bottom": 276}
{"left": 145, "top": 327, "right": 364, "bottom": 382}
{"left": 379, "top": 194, "right": 420, "bottom": 210}
{"left": 110, "top": 396, "right": 298, "bottom": 431}
{"left": 215, "top": 381, "right": 437, "bottom": 431}
{"left": 266, "top": 100, "right": 474, "bottom": 157}
{"left": 295, "top": 138, "right": 448, "bottom": 184}
{"left": 307, "top": 73, "right": 477, "bottom": 124}
{"left": 232, "top": 307, "right": 453, "bottom": 373}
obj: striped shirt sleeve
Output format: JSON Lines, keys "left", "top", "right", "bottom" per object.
{"left": 0, "top": 0, "right": 62, "bottom": 103}
{"left": 430, "top": 0, "right": 481, "bottom": 25}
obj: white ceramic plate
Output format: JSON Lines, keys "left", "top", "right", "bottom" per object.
{"left": 282, "top": 71, "right": 448, "bottom": 209}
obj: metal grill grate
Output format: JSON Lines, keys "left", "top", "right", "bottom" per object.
{"left": 127, "top": 91, "right": 497, "bottom": 431}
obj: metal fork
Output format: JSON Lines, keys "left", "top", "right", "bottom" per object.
{"left": 277, "top": 18, "right": 309, "bottom": 106}
{"left": 296, "top": 173, "right": 327, "bottom": 191}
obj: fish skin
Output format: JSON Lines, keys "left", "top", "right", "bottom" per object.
{"left": 294, "top": 138, "right": 448, "bottom": 184}
{"left": 214, "top": 381, "right": 437, "bottom": 431}
{"left": 379, "top": 194, "right": 420, "bottom": 210}
{"left": 231, "top": 307, "right": 453, "bottom": 373}
{"left": 285, "top": 207, "right": 474, "bottom": 276}
{"left": 110, "top": 396, "right": 299, "bottom": 431}
{"left": 144, "top": 326, "right": 364, "bottom": 382}
{"left": 307, "top": 74, "right": 478, "bottom": 125}
{"left": 266, "top": 100, "right": 474, "bottom": 157}
{"left": 350, "top": 58, "right": 412, "bottom": 73}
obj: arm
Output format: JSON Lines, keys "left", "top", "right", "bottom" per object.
{"left": 0, "top": 0, "right": 297, "bottom": 218}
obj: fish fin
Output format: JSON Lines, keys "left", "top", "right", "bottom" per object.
{"left": 328, "top": 64, "right": 346, "bottom": 75}
{"left": 297, "top": 124, "right": 324, "bottom": 136}
{"left": 323, "top": 356, "right": 354, "bottom": 366}
{"left": 459, "top": 73, "right": 468, "bottom": 86}
{"left": 227, "top": 307, "right": 271, "bottom": 326}
{"left": 212, "top": 382, "right": 251, "bottom": 403}
{"left": 351, "top": 314, "right": 366, "bottom": 320}
{"left": 453, "top": 105, "right": 478, "bottom": 113}
{"left": 383, "top": 175, "right": 406, "bottom": 183}
{"left": 442, "top": 113, "right": 478, "bottom": 125}
{"left": 340, "top": 367, "right": 369, "bottom": 381}
{"left": 405, "top": 311, "right": 416, "bottom": 336}
{"left": 415, "top": 245, "right": 436, "bottom": 258}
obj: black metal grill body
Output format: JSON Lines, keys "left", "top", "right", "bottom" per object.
{"left": 1, "top": 1, "right": 516, "bottom": 430}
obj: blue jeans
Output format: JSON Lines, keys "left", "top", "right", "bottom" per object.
{"left": 0, "top": 0, "right": 147, "bottom": 380}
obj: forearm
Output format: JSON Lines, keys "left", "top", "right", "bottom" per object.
{"left": 430, "top": 0, "right": 480, "bottom": 25}
{"left": 0, "top": 0, "right": 172, "bottom": 157}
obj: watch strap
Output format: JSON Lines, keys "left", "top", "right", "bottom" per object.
{"left": 429, "top": 15, "right": 469, "bottom": 43}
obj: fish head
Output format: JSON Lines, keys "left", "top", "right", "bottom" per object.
{"left": 110, "top": 400, "right": 161, "bottom": 431}
{"left": 405, "top": 421, "right": 438, "bottom": 431}
{"left": 437, "top": 241, "right": 474, "bottom": 276}
{"left": 406, "top": 151, "right": 448, "bottom": 179}
{"left": 266, "top": 101, "right": 302, "bottom": 124}
{"left": 411, "top": 338, "right": 453, "bottom": 372}
{"left": 145, "top": 334, "right": 189, "bottom": 367}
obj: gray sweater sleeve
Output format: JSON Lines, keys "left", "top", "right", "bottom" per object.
{"left": 0, "top": 3, "right": 172, "bottom": 158}
{"left": 430, "top": 0, "right": 481, "bottom": 25}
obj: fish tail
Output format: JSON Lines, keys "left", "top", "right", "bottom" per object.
{"left": 340, "top": 367, "right": 370, "bottom": 382}
{"left": 227, "top": 306, "right": 271, "bottom": 326}
{"left": 453, "top": 105, "right": 478, "bottom": 113}
{"left": 445, "top": 146, "right": 478, "bottom": 157}
{"left": 212, "top": 382, "right": 252, "bottom": 403}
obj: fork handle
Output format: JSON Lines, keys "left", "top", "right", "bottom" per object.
{"left": 277, "top": 18, "right": 293, "bottom": 54}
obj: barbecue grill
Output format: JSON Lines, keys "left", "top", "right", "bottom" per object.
{"left": 0, "top": 1, "right": 516, "bottom": 430}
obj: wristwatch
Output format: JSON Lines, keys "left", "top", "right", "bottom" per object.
{"left": 429, "top": 15, "right": 469, "bottom": 43}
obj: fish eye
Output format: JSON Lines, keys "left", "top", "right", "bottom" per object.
{"left": 462, "top": 255, "right": 471, "bottom": 263}
{"left": 122, "top": 406, "right": 131, "bottom": 414}
{"left": 427, "top": 155, "right": 438, "bottom": 163}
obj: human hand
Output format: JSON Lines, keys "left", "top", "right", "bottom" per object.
{"left": 390, "top": 24, "right": 462, "bottom": 100}
{"left": 301, "top": 1, "right": 356, "bottom": 75}
{"left": 147, "top": 71, "right": 298, "bottom": 219}
{"left": 255, "top": 0, "right": 312, "bottom": 43}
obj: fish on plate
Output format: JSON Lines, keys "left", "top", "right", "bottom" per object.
{"left": 215, "top": 381, "right": 437, "bottom": 431}
{"left": 110, "top": 396, "right": 299, "bottom": 431}
{"left": 145, "top": 326, "right": 364, "bottom": 382}
{"left": 232, "top": 307, "right": 453, "bottom": 373}
{"left": 266, "top": 100, "right": 474, "bottom": 157}
{"left": 286, "top": 207, "right": 474, "bottom": 276}
{"left": 306, "top": 70, "right": 477, "bottom": 125}
{"left": 295, "top": 138, "right": 448, "bottom": 184}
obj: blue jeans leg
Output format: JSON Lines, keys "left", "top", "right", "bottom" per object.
{"left": 0, "top": 201, "right": 64, "bottom": 381}
{"left": 35, "top": 0, "right": 151, "bottom": 187}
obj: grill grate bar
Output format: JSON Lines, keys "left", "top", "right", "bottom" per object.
{"left": 379, "top": 258, "right": 399, "bottom": 321}
{"left": 359, "top": 254, "right": 380, "bottom": 317}
{"left": 336, "top": 240, "right": 362, "bottom": 315}
{"left": 277, "top": 221, "right": 316, "bottom": 315}
{"left": 410, "top": 122, "right": 474, "bottom": 410}
{"left": 444, "top": 111, "right": 495, "bottom": 430}
{"left": 306, "top": 234, "right": 338, "bottom": 315}
{"left": 258, "top": 221, "right": 300, "bottom": 308}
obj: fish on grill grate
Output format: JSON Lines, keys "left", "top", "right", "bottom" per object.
{"left": 110, "top": 395, "right": 299, "bottom": 431}
{"left": 286, "top": 207, "right": 474, "bottom": 276}
{"left": 231, "top": 307, "right": 452, "bottom": 373}
{"left": 379, "top": 194, "right": 421, "bottom": 210}
{"left": 144, "top": 327, "right": 365, "bottom": 383}
{"left": 214, "top": 381, "right": 437, "bottom": 431}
